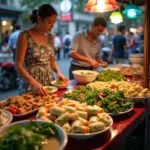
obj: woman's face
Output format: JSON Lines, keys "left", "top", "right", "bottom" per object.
{"left": 38, "top": 15, "right": 57, "bottom": 32}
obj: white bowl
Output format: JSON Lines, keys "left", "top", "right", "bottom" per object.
{"left": 0, "top": 109, "right": 13, "bottom": 128}
{"left": 72, "top": 70, "right": 99, "bottom": 84}
{"left": 0, "top": 120, "right": 68, "bottom": 150}
{"left": 51, "top": 80, "right": 70, "bottom": 89}
{"left": 129, "top": 57, "right": 144, "bottom": 65}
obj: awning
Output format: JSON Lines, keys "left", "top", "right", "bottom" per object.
{"left": 0, "top": 5, "right": 24, "bottom": 20}
{"left": 116, "top": 0, "right": 144, "bottom": 5}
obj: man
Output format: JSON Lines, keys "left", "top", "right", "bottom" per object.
{"left": 108, "top": 25, "right": 128, "bottom": 64}
{"left": 8, "top": 24, "right": 21, "bottom": 61}
{"left": 62, "top": 32, "right": 72, "bottom": 58}
{"left": 69, "top": 16, "right": 107, "bottom": 79}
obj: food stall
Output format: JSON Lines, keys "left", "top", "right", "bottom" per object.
{"left": 0, "top": 0, "right": 150, "bottom": 150}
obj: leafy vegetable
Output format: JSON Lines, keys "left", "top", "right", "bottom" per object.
{"left": 97, "top": 69, "right": 127, "bottom": 81}
{"left": 0, "top": 121, "right": 58, "bottom": 150}
{"left": 62, "top": 86, "right": 134, "bottom": 114}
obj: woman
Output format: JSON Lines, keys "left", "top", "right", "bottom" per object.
{"left": 16, "top": 4, "right": 68, "bottom": 96}
{"left": 129, "top": 31, "right": 137, "bottom": 54}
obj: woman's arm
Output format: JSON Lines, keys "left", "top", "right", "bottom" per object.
{"left": 15, "top": 31, "right": 47, "bottom": 95}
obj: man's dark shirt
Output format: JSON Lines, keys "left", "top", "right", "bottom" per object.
{"left": 113, "top": 34, "right": 126, "bottom": 58}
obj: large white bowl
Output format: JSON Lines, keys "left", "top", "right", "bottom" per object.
{"left": 0, "top": 120, "right": 68, "bottom": 150}
{"left": 72, "top": 70, "right": 99, "bottom": 84}
{"left": 129, "top": 57, "right": 144, "bottom": 65}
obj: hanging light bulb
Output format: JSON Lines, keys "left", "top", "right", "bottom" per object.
{"left": 127, "top": 9, "right": 137, "bottom": 18}
{"left": 110, "top": 11, "right": 123, "bottom": 24}
{"left": 85, "top": 0, "right": 119, "bottom": 13}
{"left": 123, "top": 4, "right": 141, "bottom": 19}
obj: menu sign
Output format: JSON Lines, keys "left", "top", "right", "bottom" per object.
{"left": 60, "top": 0, "right": 72, "bottom": 22}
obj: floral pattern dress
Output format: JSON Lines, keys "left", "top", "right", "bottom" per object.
{"left": 19, "top": 31, "right": 54, "bottom": 94}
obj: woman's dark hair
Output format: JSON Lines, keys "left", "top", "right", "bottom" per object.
{"left": 30, "top": 4, "right": 57, "bottom": 24}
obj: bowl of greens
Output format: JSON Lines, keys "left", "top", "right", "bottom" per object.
{"left": 72, "top": 70, "right": 99, "bottom": 84}
{"left": 51, "top": 80, "right": 70, "bottom": 89}
{"left": 0, "top": 120, "right": 68, "bottom": 150}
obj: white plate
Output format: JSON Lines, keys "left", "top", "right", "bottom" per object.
{"left": 0, "top": 120, "right": 68, "bottom": 150}
{"left": 107, "top": 107, "right": 133, "bottom": 116}
{"left": 44, "top": 86, "right": 58, "bottom": 94}
{"left": 104, "top": 67, "right": 120, "bottom": 71}
{"left": 13, "top": 108, "right": 39, "bottom": 118}
{"left": 132, "top": 97, "right": 150, "bottom": 100}
{"left": 51, "top": 80, "right": 70, "bottom": 89}
{"left": 0, "top": 109, "right": 13, "bottom": 128}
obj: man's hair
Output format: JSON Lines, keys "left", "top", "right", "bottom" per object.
{"left": 117, "top": 25, "right": 125, "bottom": 32}
{"left": 14, "top": 25, "right": 21, "bottom": 30}
{"left": 92, "top": 16, "right": 107, "bottom": 27}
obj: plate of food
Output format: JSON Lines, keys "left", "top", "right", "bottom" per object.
{"left": 107, "top": 107, "right": 133, "bottom": 116}
{"left": 119, "top": 66, "right": 143, "bottom": 76}
{"left": 37, "top": 99, "right": 113, "bottom": 139}
{"left": 0, "top": 94, "right": 58, "bottom": 118}
{"left": 51, "top": 80, "right": 70, "bottom": 89}
{"left": 0, "top": 120, "right": 68, "bottom": 150}
{"left": 44, "top": 86, "right": 58, "bottom": 94}
{"left": 0, "top": 109, "right": 13, "bottom": 128}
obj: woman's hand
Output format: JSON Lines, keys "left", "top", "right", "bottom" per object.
{"left": 33, "top": 82, "right": 48, "bottom": 96}
{"left": 57, "top": 71, "right": 68, "bottom": 81}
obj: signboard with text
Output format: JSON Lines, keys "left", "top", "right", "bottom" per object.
{"left": 60, "top": 0, "right": 72, "bottom": 22}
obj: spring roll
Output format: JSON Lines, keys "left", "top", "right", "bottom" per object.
{"left": 72, "top": 125, "right": 90, "bottom": 134}
{"left": 76, "top": 111, "right": 88, "bottom": 119}
{"left": 51, "top": 106, "right": 65, "bottom": 116}
{"left": 98, "top": 113, "right": 110, "bottom": 120}
{"left": 86, "top": 106, "right": 98, "bottom": 116}
{"left": 78, "top": 117, "right": 88, "bottom": 126}
{"left": 76, "top": 105, "right": 86, "bottom": 111}
{"left": 70, "top": 113, "right": 79, "bottom": 120}
{"left": 89, "top": 116, "right": 99, "bottom": 124}
{"left": 57, "top": 99, "right": 68, "bottom": 106}
{"left": 68, "top": 100, "right": 80, "bottom": 104}
{"left": 72, "top": 120, "right": 82, "bottom": 128}
{"left": 37, "top": 107, "right": 47, "bottom": 117}
{"left": 93, "top": 105, "right": 104, "bottom": 113}
{"left": 80, "top": 103, "right": 87, "bottom": 107}
{"left": 62, "top": 105, "right": 76, "bottom": 112}
{"left": 55, "top": 112, "right": 70, "bottom": 126}
{"left": 62, "top": 122, "right": 71, "bottom": 133}
{"left": 48, "top": 114, "right": 57, "bottom": 121}
{"left": 39, "top": 116, "right": 52, "bottom": 123}
{"left": 89, "top": 122, "right": 105, "bottom": 133}
{"left": 99, "top": 117, "right": 112, "bottom": 126}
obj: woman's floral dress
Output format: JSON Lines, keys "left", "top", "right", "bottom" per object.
{"left": 19, "top": 31, "right": 54, "bottom": 94}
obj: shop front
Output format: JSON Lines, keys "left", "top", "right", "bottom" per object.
{"left": 0, "top": 5, "right": 23, "bottom": 43}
